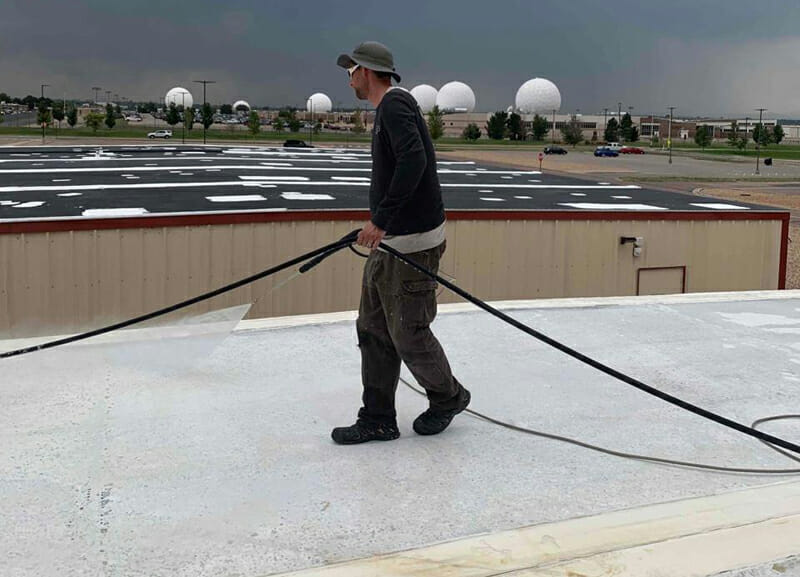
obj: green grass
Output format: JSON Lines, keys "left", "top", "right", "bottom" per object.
{"left": 670, "top": 143, "right": 800, "bottom": 161}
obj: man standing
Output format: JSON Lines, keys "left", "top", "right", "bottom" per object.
{"left": 331, "top": 41, "right": 470, "bottom": 445}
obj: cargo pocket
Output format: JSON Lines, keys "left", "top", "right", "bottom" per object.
{"left": 399, "top": 280, "right": 438, "bottom": 329}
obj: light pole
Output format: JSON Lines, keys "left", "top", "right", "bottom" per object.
{"left": 105, "top": 90, "right": 111, "bottom": 106}
{"left": 755, "top": 107, "right": 767, "bottom": 175}
{"left": 551, "top": 108, "right": 556, "bottom": 144}
{"left": 40, "top": 84, "right": 50, "bottom": 143}
{"left": 178, "top": 90, "right": 189, "bottom": 144}
{"left": 92, "top": 86, "right": 101, "bottom": 105}
{"left": 309, "top": 98, "right": 314, "bottom": 147}
{"left": 667, "top": 106, "right": 675, "bottom": 164}
{"left": 603, "top": 108, "right": 608, "bottom": 141}
{"left": 193, "top": 79, "right": 216, "bottom": 145}
{"left": 744, "top": 116, "right": 749, "bottom": 151}
{"left": 617, "top": 101, "right": 622, "bottom": 142}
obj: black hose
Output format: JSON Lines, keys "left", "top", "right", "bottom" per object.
{"left": 0, "top": 229, "right": 360, "bottom": 360}
{"left": 377, "top": 241, "right": 800, "bottom": 458}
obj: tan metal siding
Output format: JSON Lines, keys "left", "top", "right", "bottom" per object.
{"left": 0, "top": 217, "right": 784, "bottom": 336}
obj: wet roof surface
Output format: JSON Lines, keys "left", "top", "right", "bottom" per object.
{"left": 0, "top": 145, "right": 782, "bottom": 221}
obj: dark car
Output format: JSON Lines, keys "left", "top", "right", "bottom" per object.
{"left": 594, "top": 146, "right": 619, "bottom": 157}
{"left": 544, "top": 146, "right": 568, "bottom": 155}
{"left": 283, "top": 139, "right": 313, "bottom": 148}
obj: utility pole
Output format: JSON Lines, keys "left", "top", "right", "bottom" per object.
{"left": 551, "top": 108, "right": 556, "bottom": 144}
{"left": 603, "top": 108, "right": 608, "bottom": 141}
{"left": 92, "top": 86, "right": 101, "bottom": 105}
{"left": 755, "top": 107, "right": 767, "bottom": 175}
{"left": 105, "top": 90, "right": 111, "bottom": 105}
{"left": 744, "top": 116, "right": 749, "bottom": 151}
{"left": 617, "top": 101, "right": 622, "bottom": 142}
{"left": 193, "top": 79, "right": 216, "bottom": 145}
{"left": 667, "top": 106, "right": 675, "bottom": 164}
{"left": 40, "top": 84, "right": 50, "bottom": 143}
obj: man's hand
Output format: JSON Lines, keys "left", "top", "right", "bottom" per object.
{"left": 357, "top": 221, "right": 386, "bottom": 250}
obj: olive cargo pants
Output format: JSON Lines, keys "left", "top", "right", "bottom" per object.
{"left": 355, "top": 242, "right": 466, "bottom": 425}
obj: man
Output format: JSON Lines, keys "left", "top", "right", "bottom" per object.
{"left": 331, "top": 41, "right": 471, "bottom": 445}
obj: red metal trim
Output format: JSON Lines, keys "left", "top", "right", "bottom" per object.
{"left": 779, "top": 213, "right": 790, "bottom": 290}
{"left": 636, "top": 266, "right": 687, "bottom": 296}
{"left": 0, "top": 209, "right": 789, "bottom": 235}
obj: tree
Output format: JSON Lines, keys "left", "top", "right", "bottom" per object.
{"left": 37, "top": 101, "right": 52, "bottom": 126}
{"left": 288, "top": 117, "right": 302, "bottom": 132}
{"left": 506, "top": 112, "right": 524, "bottom": 140}
{"left": 773, "top": 124, "right": 785, "bottom": 145}
{"left": 427, "top": 105, "right": 444, "bottom": 140}
{"left": 165, "top": 102, "right": 180, "bottom": 127}
{"left": 591, "top": 131, "right": 598, "bottom": 144}
{"left": 604, "top": 117, "right": 619, "bottom": 142}
{"left": 462, "top": 123, "right": 481, "bottom": 141}
{"left": 219, "top": 103, "right": 233, "bottom": 115}
{"left": 201, "top": 102, "right": 214, "bottom": 130}
{"left": 104, "top": 103, "right": 116, "bottom": 129}
{"left": 486, "top": 111, "right": 508, "bottom": 140}
{"left": 752, "top": 123, "right": 772, "bottom": 147}
{"left": 66, "top": 106, "right": 78, "bottom": 128}
{"left": 314, "top": 119, "right": 323, "bottom": 134}
{"left": 620, "top": 113, "right": 634, "bottom": 142}
{"left": 531, "top": 114, "right": 549, "bottom": 141}
{"left": 727, "top": 121, "right": 745, "bottom": 149}
{"left": 84, "top": 112, "right": 104, "bottom": 133}
{"left": 273, "top": 117, "right": 285, "bottom": 132}
{"left": 694, "top": 125, "right": 712, "bottom": 149}
{"left": 52, "top": 102, "right": 65, "bottom": 128}
{"left": 184, "top": 107, "right": 195, "bottom": 131}
{"left": 560, "top": 115, "right": 583, "bottom": 147}
{"left": 351, "top": 109, "right": 365, "bottom": 134}
{"left": 248, "top": 111, "right": 260, "bottom": 136}
{"left": 628, "top": 126, "right": 639, "bottom": 142}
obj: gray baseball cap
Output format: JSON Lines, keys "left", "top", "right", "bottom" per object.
{"left": 337, "top": 41, "right": 401, "bottom": 83}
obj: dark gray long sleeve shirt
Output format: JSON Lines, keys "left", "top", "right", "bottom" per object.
{"left": 369, "top": 89, "right": 446, "bottom": 235}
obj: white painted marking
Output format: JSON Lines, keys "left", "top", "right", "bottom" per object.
{"left": 51, "top": 179, "right": 71, "bottom": 182}
{"left": 82, "top": 208, "right": 149, "bottom": 217}
{"left": 238, "top": 176, "right": 310, "bottom": 181}
{"left": 438, "top": 169, "right": 540, "bottom": 175}
{"left": 206, "top": 169, "right": 221, "bottom": 172}
{"left": 559, "top": 203, "right": 669, "bottom": 210}
{"left": 514, "top": 195, "right": 533, "bottom": 199}
{"left": 281, "top": 192, "right": 335, "bottom": 201}
{"left": 690, "top": 203, "right": 750, "bottom": 210}
{"left": 259, "top": 162, "right": 293, "bottom": 167}
{"left": 179, "top": 172, "right": 194, "bottom": 176}
{"left": 179, "top": 151, "right": 205, "bottom": 155}
{"left": 528, "top": 179, "right": 541, "bottom": 182}
{"left": 466, "top": 173, "right": 477, "bottom": 176}
{"left": 480, "top": 197, "right": 505, "bottom": 202}
{"left": 57, "top": 192, "right": 82, "bottom": 197}
{"left": 501, "top": 176, "right": 513, "bottom": 179}
{"left": 598, "top": 182, "right": 612, "bottom": 185}
{"left": 145, "top": 163, "right": 158, "bottom": 166}
{"left": 0, "top": 200, "right": 19, "bottom": 205}
{"left": 571, "top": 193, "right": 587, "bottom": 196}
{"left": 125, "top": 176, "right": 140, "bottom": 180}
{"left": 611, "top": 195, "right": 632, "bottom": 199}
{"left": 207, "top": 195, "right": 267, "bottom": 202}
{"left": 330, "top": 176, "right": 371, "bottom": 181}
{"left": 478, "top": 189, "right": 494, "bottom": 193}
{"left": 12, "top": 201, "right": 45, "bottom": 208}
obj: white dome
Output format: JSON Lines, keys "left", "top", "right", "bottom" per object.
{"left": 410, "top": 84, "right": 438, "bottom": 113}
{"left": 165, "top": 87, "right": 193, "bottom": 109}
{"left": 306, "top": 93, "right": 332, "bottom": 113}
{"left": 436, "top": 81, "right": 476, "bottom": 112}
{"left": 233, "top": 100, "right": 251, "bottom": 112}
{"left": 515, "top": 78, "right": 561, "bottom": 114}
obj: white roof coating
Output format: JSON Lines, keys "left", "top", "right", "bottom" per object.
{"left": 2, "top": 290, "right": 800, "bottom": 576}
{"left": 436, "top": 81, "right": 476, "bottom": 112}
{"left": 232, "top": 99, "right": 251, "bottom": 111}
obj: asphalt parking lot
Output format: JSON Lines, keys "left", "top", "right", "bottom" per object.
{"left": 0, "top": 145, "right": 783, "bottom": 221}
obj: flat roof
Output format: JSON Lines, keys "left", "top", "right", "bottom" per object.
{"left": 0, "top": 145, "right": 785, "bottom": 223}
{"left": 3, "top": 290, "right": 799, "bottom": 575}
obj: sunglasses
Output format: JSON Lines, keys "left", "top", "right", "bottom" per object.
{"left": 347, "top": 64, "right": 360, "bottom": 79}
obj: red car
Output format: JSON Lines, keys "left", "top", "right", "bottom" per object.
{"left": 620, "top": 146, "right": 645, "bottom": 154}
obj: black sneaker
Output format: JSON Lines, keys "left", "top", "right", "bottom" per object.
{"left": 331, "top": 420, "right": 400, "bottom": 445}
{"left": 413, "top": 389, "right": 471, "bottom": 436}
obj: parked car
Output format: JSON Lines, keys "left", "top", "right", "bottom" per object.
{"left": 283, "top": 139, "right": 313, "bottom": 148}
{"left": 606, "top": 142, "right": 622, "bottom": 150}
{"left": 594, "top": 146, "right": 619, "bottom": 157}
{"left": 620, "top": 146, "right": 645, "bottom": 154}
{"left": 147, "top": 129, "right": 172, "bottom": 139}
{"left": 544, "top": 146, "right": 568, "bottom": 155}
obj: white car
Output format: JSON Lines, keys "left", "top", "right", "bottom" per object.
{"left": 147, "top": 129, "right": 172, "bottom": 139}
